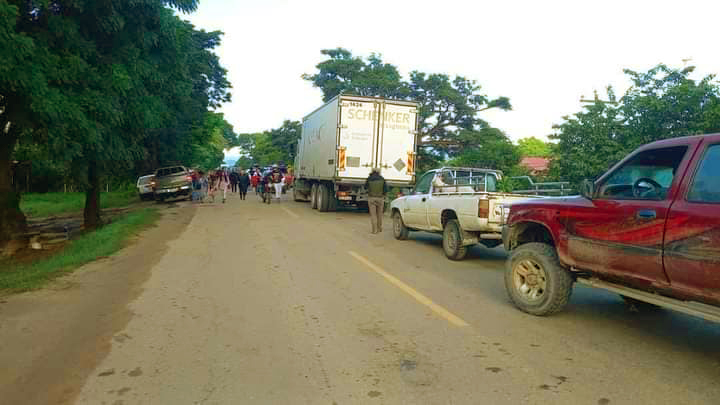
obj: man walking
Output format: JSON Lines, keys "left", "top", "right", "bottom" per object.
{"left": 238, "top": 169, "right": 250, "bottom": 200}
{"left": 270, "top": 165, "right": 284, "bottom": 201}
{"left": 365, "top": 168, "right": 387, "bottom": 234}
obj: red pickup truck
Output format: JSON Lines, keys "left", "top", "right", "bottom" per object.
{"left": 502, "top": 134, "right": 720, "bottom": 322}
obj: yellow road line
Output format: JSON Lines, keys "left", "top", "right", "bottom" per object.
{"left": 281, "top": 207, "right": 300, "bottom": 219}
{"left": 348, "top": 251, "right": 469, "bottom": 327}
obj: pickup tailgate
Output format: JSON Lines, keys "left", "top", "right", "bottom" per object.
{"left": 156, "top": 173, "right": 190, "bottom": 190}
{"left": 486, "top": 194, "right": 540, "bottom": 224}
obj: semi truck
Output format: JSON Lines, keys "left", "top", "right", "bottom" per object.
{"left": 293, "top": 95, "right": 420, "bottom": 211}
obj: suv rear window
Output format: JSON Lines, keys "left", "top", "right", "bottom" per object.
{"left": 688, "top": 144, "right": 720, "bottom": 203}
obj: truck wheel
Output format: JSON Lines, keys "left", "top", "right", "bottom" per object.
{"left": 442, "top": 219, "right": 467, "bottom": 260}
{"left": 392, "top": 211, "right": 410, "bottom": 240}
{"left": 310, "top": 184, "right": 318, "bottom": 209}
{"left": 505, "top": 243, "right": 573, "bottom": 316}
{"left": 293, "top": 187, "right": 304, "bottom": 202}
{"left": 327, "top": 191, "right": 337, "bottom": 212}
{"left": 318, "top": 184, "right": 330, "bottom": 212}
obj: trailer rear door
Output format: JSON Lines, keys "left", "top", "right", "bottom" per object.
{"left": 338, "top": 99, "right": 378, "bottom": 180}
{"left": 377, "top": 102, "right": 417, "bottom": 183}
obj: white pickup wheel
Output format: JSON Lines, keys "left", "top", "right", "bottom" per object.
{"left": 442, "top": 219, "right": 467, "bottom": 260}
{"left": 393, "top": 211, "right": 410, "bottom": 240}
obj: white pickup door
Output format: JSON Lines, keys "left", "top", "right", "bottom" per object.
{"left": 400, "top": 171, "right": 434, "bottom": 229}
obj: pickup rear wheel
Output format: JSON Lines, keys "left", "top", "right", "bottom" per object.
{"left": 392, "top": 211, "right": 410, "bottom": 240}
{"left": 505, "top": 243, "right": 573, "bottom": 316}
{"left": 442, "top": 219, "right": 467, "bottom": 260}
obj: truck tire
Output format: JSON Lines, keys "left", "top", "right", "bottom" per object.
{"left": 505, "top": 242, "right": 573, "bottom": 316}
{"left": 293, "top": 186, "right": 304, "bottom": 202}
{"left": 442, "top": 219, "right": 467, "bottom": 260}
{"left": 318, "top": 184, "right": 330, "bottom": 212}
{"left": 310, "top": 184, "right": 318, "bottom": 209}
{"left": 327, "top": 191, "right": 338, "bottom": 212}
{"left": 392, "top": 211, "right": 410, "bottom": 240}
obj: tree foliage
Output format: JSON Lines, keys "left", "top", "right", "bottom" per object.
{"left": 237, "top": 120, "right": 301, "bottom": 167}
{"left": 517, "top": 137, "right": 551, "bottom": 157}
{"left": 1, "top": 0, "right": 231, "bottom": 246}
{"left": 550, "top": 64, "right": 720, "bottom": 185}
{"left": 303, "top": 48, "right": 513, "bottom": 172}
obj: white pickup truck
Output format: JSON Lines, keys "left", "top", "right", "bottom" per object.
{"left": 390, "top": 167, "right": 536, "bottom": 260}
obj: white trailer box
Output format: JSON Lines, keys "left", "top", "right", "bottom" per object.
{"left": 294, "top": 95, "right": 419, "bottom": 211}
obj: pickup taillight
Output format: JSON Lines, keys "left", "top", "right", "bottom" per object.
{"left": 478, "top": 199, "right": 489, "bottom": 218}
{"left": 186, "top": 176, "right": 192, "bottom": 182}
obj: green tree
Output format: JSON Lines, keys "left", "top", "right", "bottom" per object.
{"left": 447, "top": 128, "right": 521, "bottom": 173}
{"left": 237, "top": 120, "right": 302, "bottom": 167}
{"left": 303, "top": 48, "right": 512, "bottom": 172}
{"left": 301, "top": 48, "right": 407, "bottom": 101}
{"left": 550, "top": 64, "right": 720, "bottom": 185}
{"left": 1, "top": 0, "right": 230, "bottom": 247}
{"left": 233, "top": 156, "right": 254, "bottom": 169}
{"left": 517, "top": 137, "right": 551, "bottom": 157}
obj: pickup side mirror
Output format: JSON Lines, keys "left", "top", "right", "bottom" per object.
{"left": 581, "top": 179, "right": 595, "bottom": 200}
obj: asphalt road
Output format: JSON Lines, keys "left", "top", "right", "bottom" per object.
{"left": 3, "top": 192, "right": 720, "bottom": 404}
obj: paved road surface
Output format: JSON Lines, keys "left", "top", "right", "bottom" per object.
{"left": 3, "top": 192, "right": 720, "bottom": 404}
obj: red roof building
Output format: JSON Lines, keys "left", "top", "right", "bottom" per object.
{"left": 520, "top": 157, "right": 550, "bottom": 175}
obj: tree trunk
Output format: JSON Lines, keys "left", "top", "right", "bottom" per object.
{"left": 0, "top": 124, "right": 27, "bottom": 249}
{"left": 83, "top": 159, "right": 101, "bottom": 230}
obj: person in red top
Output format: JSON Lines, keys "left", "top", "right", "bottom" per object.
{"left": 284, "top": 169, "right": 294, "bottom": 190}
{"left": 250, "top": 172, "right": 260, "bottom": 193}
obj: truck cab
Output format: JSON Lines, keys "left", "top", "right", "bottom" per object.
{"left": 503, "top": 134, "right": 720, "bottom": 321}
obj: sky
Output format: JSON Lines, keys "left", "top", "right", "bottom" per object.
{"left": 182, "top": 0, "right": 720, "bottom": 162}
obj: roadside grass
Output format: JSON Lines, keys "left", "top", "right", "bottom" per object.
{"left": 20, "top": 190, "right": 140, "bottom": 218}
{"left": 0, "top": 208, "right": 160, "bottom": 293}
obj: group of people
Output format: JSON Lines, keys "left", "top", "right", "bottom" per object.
{"left": 249, "top": 165, "right": 294, "bottom": 202}
{"left": 189, "top": 165, "right": 295, "bottom": 204}
{"left": 190, "top": 164, "right": 387, "bottom": 236}
{"left": 190, "top": 168, "right": 250, "bottom": 203}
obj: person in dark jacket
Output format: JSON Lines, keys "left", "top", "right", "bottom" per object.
{"left": 229, "top": 170, "right": 239, "bottom": 193}
{"left": 237, "top": 170, "right": 250, "bottom": 200}
{"left": 365, "top": 168, "right": 388, "bottom": 234}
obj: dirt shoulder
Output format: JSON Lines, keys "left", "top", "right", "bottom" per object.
{"left": 0, "top": 203, "right": 195, "bottom": 405}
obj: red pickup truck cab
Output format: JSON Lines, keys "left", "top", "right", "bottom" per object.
{"left": 502, "top": 134, "right": 720, "bottom": 321}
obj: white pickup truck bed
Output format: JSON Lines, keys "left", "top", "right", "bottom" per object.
{"left": 390, "top": 167, "right": 538, "bottom": 260}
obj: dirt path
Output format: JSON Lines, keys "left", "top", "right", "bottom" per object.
{"left": 0, "top": 203, "right": 195, "bottom": 405}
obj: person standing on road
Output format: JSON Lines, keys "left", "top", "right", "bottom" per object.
{"left": 214, "top": 169, "right": 229, "bottom": 203}
{"left": 365, "top": 168, "right": 388, "bottom": 234}
{"left": 238, "top": 170, "right": 250, "bottom": 200}
{"left": 269, "top": 165, "right": 284, "bottom": 201}
{"left": 251, "top": 171, "right": 260, "bottom": 194}
{"left": 229, "top": 170, "right": 239, "bottom": 193}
